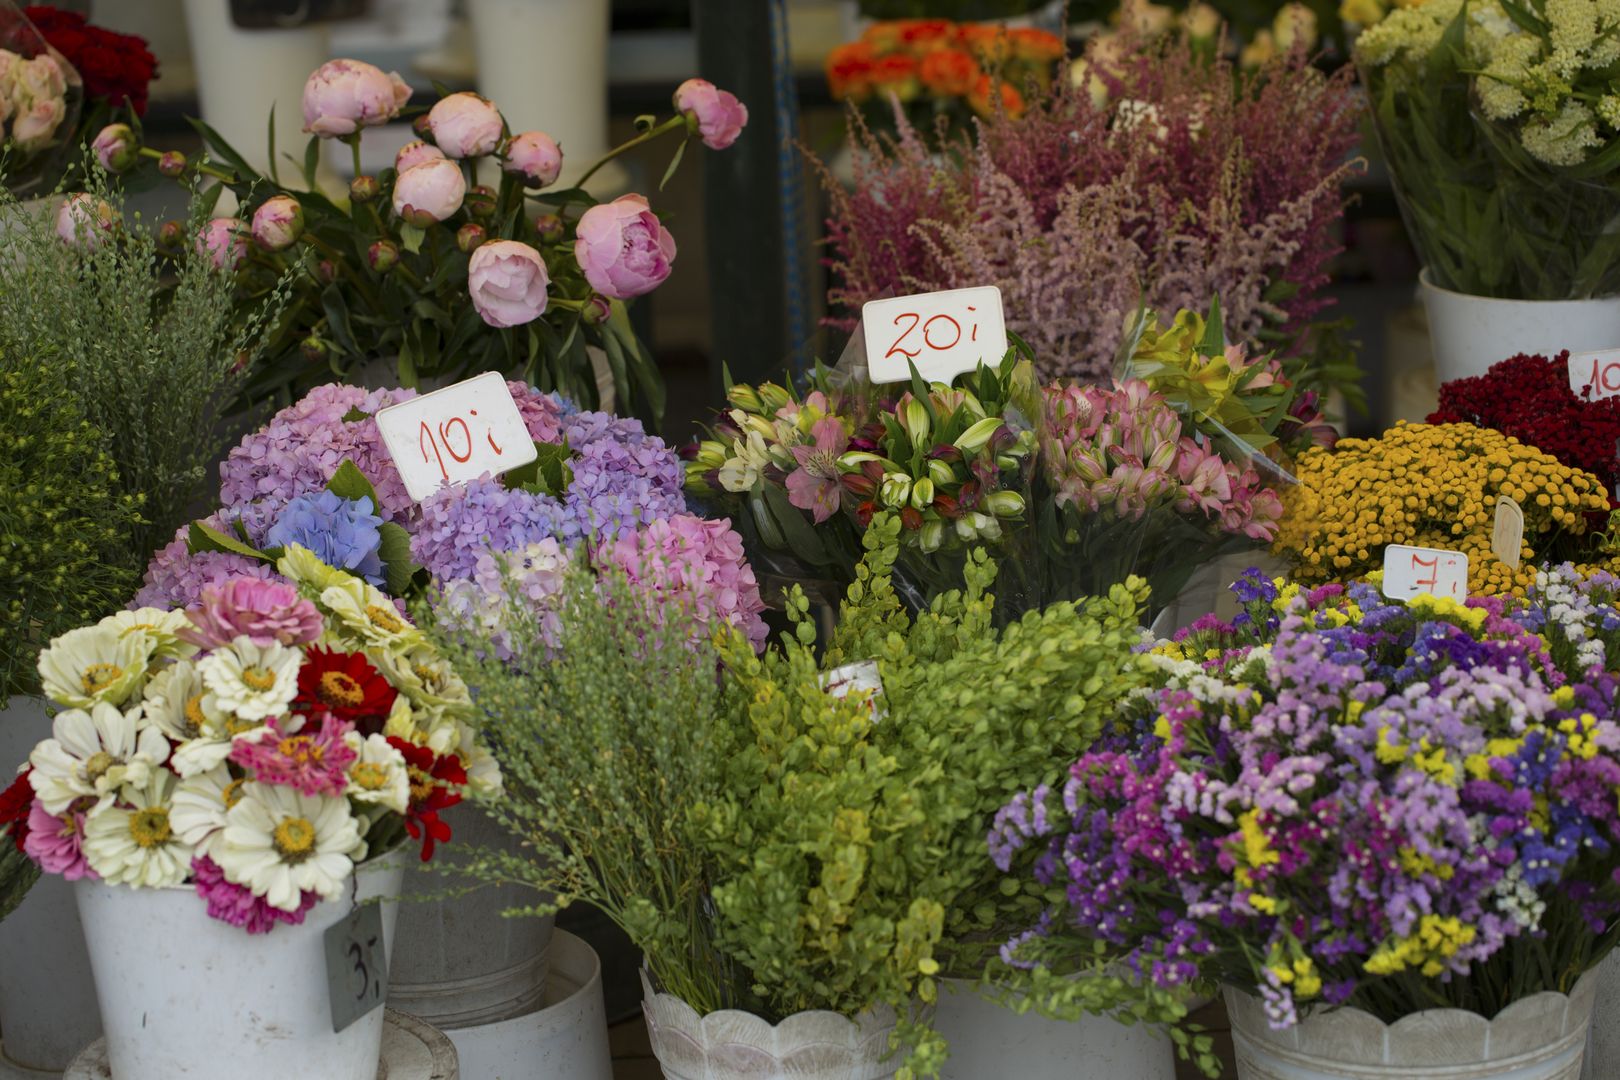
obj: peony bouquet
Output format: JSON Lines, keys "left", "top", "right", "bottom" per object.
{"left": 992, "top": 568, "right": 1620, "bottom": 1061}
{"left": 0, "top": 1, "right": 82, "bottom": 195}
{"left": 0, "top": 547, "right": 494, "bottom": 934}
{"left": 94, "top": 60, "right": 747, "bottom": 418}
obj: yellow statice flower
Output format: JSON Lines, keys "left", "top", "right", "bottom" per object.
{"left": 1408, "top": 594, "right": 1487, "bottom": 630}
{"left": 1364, "top": 915, "right": 1476, "bottom": 977}
{"left": 1559, "top": 713, "right": 1601, "bottom": 760}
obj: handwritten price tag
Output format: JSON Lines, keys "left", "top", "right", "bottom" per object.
{"left": 323, "top": 900, "right": 388, "bottom": 1033}
{"left": 375, "top": 371, "right": 538, "bottom": 502}
{"left": 1568, "top": 348, "right": 1620, "bottom": 401}
{"left": 1381, "top": 544, "right": 1468, "bottom": 601}
{"left": 819, "top": 660, "right": 886, "bottom": 721}
{"left": 864, "top": 287, "right": 1008, "bottom": 385}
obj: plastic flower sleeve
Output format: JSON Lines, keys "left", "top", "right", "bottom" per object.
{"left": 0, "top": 1, "right": 82, "bottom": 197}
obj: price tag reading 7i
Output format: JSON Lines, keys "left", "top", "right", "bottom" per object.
{"left": 1381, "top": 544, "right": 1469, "bottom": 602}
{"left": 374, "top": 371, "right": 538, "bottom": 502}
{"left": 1567, "top": 348, "right": 1620, "bottom": 401}
{"left": 864, "top": 286, "right": 1009, "bottom": 385}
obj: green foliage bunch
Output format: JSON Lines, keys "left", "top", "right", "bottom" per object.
{"left": 696, "top": 512, "right": 1154, "bottom": 1075}
{"left": 0, "top": 345, "right": 143, "bottom": 702}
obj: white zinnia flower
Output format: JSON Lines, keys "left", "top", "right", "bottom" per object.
{"left": 343, "top": 732, "right": 410, "bottom": 815}
{"left": 170, "top": 765, "right": 243, "bottom": 858}
{"left": 37, "top": 625, "right": 153, "bottom": 709}
{"left": 98, "top": 608, "right": 197, "bottom": 663}
{"left": 82, "top": 771, "right": 192, "bottom": 887}
{"left": 143, "top": 661, "right": 265, "bottom": 777}
{"left": 217, "top": 783, "right": 363, "bottom": 911}
{"left": 28, "top": 702, "right": 170, "bottom": 815}
{"left": 198, "top": 638, "right": 302, "bottom": 722}
{"left": 320, "top": 578, "right": 421, "bottom": 651}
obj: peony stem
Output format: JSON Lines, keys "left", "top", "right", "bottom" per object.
{"left": 574, "top": 116, "right": 686, "bottom": 191}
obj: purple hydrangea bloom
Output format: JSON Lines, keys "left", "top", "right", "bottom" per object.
{"left": 560, "top": 428, "right": 686, "bottom": 543}
{"left": 134, "top": 521, "right": 282, "bottom": 610}
{"left": 412, "top": 477, "right": 565, "bottom": 581}
{"left": 264, "top": 491, "right": 385, "bottom": 585}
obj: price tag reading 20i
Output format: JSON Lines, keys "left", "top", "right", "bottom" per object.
{"left": 374, "top": 371, "right": 539, "bottom": 502}
{"left": 863, "top": 286, "right": 1009, "bottom": 385}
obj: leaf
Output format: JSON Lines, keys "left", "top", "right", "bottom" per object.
{"left": 377, "top": 522, "right": 421, "bottom": 598}
{"left": 400, "top": 223, "right": 426, "bottom": 254}
{"left": 267, "top": 103, "right": 279, "bottom": 186}
{"left": 1498, "top": 0, "right": 1549, "bottom": 35}
{"left": 660, "top": 138, "right": 688, "bottom": 192}
{"left": 504, "top": 441, "right": 575, "bottom": 498}
{"left": 1199, "top": 295, "right": 1225, "bottom": 355}
{"left": 762, "top": 482, "right": 833, "bottom": 565}
{"left": 185, "top": 117, "right": 259, "bottom": 181}
{"left": 722, "top": 360, "right": 735, "bottom": 395}
{"left": 325, "top": 459, "right": 382, "bottom": 509}
{"left": 341, "top": 406, "right": 371, "bottom": 423}
{"left": 321, "top": 284, "right": 360, "bottom": 356}
{"left": 188, "top": 522, "right": 270, "bottom": 562}
{"left": 303, "top": 135, "right": 321, "bottom": 189}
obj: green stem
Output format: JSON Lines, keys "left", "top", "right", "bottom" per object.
{"left": 574, "top": 117, "right": 687, "bottom": 191}
{"left": 347, "top": 136, "right": 363, "bottom": 181}
{"left": 301, "top": 232, "right": 382, "bottom": 309}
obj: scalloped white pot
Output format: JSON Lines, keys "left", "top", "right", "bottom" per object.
{"left": 1419, "top": 270, "right": 1620, "bottom": 385}
{"left": 641, "top": 971, "right": 901, "bottom": 1080}
{"left": 1225, "top": 967, "right": 1601, "bottom": 1080}
{"left": 74, "top": 855, "right": 404, "bottom": 1080}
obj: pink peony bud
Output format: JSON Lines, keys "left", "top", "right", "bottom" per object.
{"left": 195, "top": 217, "right": 249, "bottom": 270}
{"left": 349, "top": 175, "right": 380, "bottom": 203}
{"left": 91, "top": 123, "right": 138, "bottom": 173}
{"left": 250, "top": 195, "right": 304, "bottom": 251}
{"left": 391, "top": 158, "right": 466, "bottom": 226}
{"left": 157, "top": 219, "right": 185, "bottom": 249}
{"left": 583, "top": 295, "right": 611, "bottom": 324}
{"left": 426, "top": 92, "right": 504, "bottom": 159}
{"left": 301, "top": 58, "right": 411, "bottom": 138}
{"left": 394, "top": 140, "right": 444, "bottom": 173}
{"left": 301, "top": 336, "right": 329, "bottom": 363}
{"left": 157, "top": 150, "right": 187, "bottom": 178}
{"left": 316, "top": 259, "right": 338, "bottom": 284}
{"left": 465, "top": 184, "right": 496, "bottom": 220}
{"left": 502, "top": 130, "right": 563, "bottom": 189}
{"left": 412, "top": 113, "right": 433, "bottom": 140}
{"left": 54, "top": 193, "right": 116, "bottom": 250}
{"left": 573, "top": 194, "right": 676, "bottom": 300}
{"left": 455, "top": 223, "right": 486, "bottom": 253}
{"left": 673, "top": 78, "right": 748, "bottom": 151}
{"left": 369, "top": 239, "right": 399, "bottom": 272}
{"left": 533, "top": 213, "right": 563, "bottom": 243}
{"left": 467, "top": 240, "right": 550, "bottom": 328}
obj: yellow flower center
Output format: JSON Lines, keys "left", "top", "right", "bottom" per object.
{"left": 129, "top": 807, "right": 172, "bottom": 849}
{"left": 366, "top": 604, "right": 406, "bottom": 634}
{"left": 277, "top": 735, "right": 325, "bottom": 766}
{"left": 272, "top": 816, "right": 317, "bottom": 862}
{"left": 411, "top": 663, "right": 436, "bottom": 684}
{"left": 407, "top": 766, "right": 434, "bottom": 804}
{"left": 240, "top": 666, "right": 279, "bottom": 693}
{"left": 351, "top": 763, "right": 390, "bottom": 791}
{"left": 183, "top": 693, "right": 209, "bottom": 738}
{"left": 224, "top": 716, "right": 259, "bottom": 736}
{"left": 221, "top": 778, "right": 246, "bottom": 809}
{"left": 317, "top": 671, "right": 365, "bottom": 708}
{"left": 80, "top": 663, "right": 124, "bottom": 696}
{"left": 83, "top": 751, "right": 115, "bottom": 782}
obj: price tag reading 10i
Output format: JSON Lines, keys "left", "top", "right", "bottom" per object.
{"left": 324, "top": 900, "right": 388, "bottom": 1033}
{"left": 374, "top": 371, "right": 538, "bottom": 502}
{"left": 863, "top": 286, "right": 1009, "bottom": 385}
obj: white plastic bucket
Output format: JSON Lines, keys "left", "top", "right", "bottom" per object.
{"left": 74, "top": 852, "right": 405, "bottom": 1080}
{"left": 1419, "top": 268, "right": 1620, "bottom": 386}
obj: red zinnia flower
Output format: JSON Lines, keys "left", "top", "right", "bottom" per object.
{"left": 295, "top": 647, "right": 398, "bottom": 735}
{"left": 0, "top": 769, "right": 34, "bottom": 854}
{"left": 386, "top": 737, "right": 466, "bottom": 862}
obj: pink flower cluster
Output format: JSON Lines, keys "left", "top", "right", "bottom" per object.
{"left": 597, "top": 513, "right": 770, "bottom": 651}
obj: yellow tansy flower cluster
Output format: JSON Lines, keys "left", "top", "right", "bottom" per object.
{"left": 1273, "top": 422, "right": 1612, "bottom": 597}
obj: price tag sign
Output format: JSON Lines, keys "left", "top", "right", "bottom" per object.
{"left": 1492, "top": 495, "right": 1525, "bottom": 571}
{"left": 1381, "top": 544, "right": 1468, "bottom": 601}
{"left": 819, "top": 660, "right": 886, "bottom": 722}
{"left": 323, "top": 900, "right": 388, "bottom": 1033}
{"left": 375, "top": 371, "right": 538, "bottom": 502}
{"left": 863, "top": 286, "right": 1008, "bottom": 385}
{"left": 1568, "top": 348, "right": 1620, "bottom": 401}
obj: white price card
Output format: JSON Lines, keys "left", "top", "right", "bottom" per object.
{"left": 1381, "top": 544, "right": 1468, "bottom": 601}
{"left": 1568, "top": 348, "right": 1620, "bottom": 401}
{"left": 864, "top": 286, "right": 1008, "bottom": 385}
{"left": 1492, "top": 495, "right": 1525, "bottom": 571}
{"left": 819, "top": 660, "right": 886, "bottom": 721}
{"left": 324, "top": 900, "right": 388, "bottom": 1033}
{"left": 375, "top": 371, "right": 538, "bottom": 502}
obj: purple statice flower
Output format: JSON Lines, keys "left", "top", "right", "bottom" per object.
{"left": 192, "top": 855, "right": 318, "bottom": 934}
{"left": 412, "top": 477, "right": 564, "bottom": 581}
{"left": 264, "top": 491, "right": 385, "bottom": 585}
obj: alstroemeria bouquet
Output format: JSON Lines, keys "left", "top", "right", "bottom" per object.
{"left": 94, "top": 59, "right": 747, "bottom": 417}
{"left": 1356, "top": 0, "right": 1620, "bottom": 298}
{"left": 0, "top": 547, "right": 494, "bottom": 934}
{"left": 991, "top": 568, "right": 1620, "bottom": 1069}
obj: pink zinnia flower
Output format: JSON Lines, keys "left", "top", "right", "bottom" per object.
{"left": 23, "top": 799, "right": 97, "bottom": 881}
{"left": 184, "top": 578, "right": 325, "bottom": 650}
{"left": 193, "top": 855, "right": 318, "bottom": 933}
{"left": 785, "top": 417, "right": 850, "bottom": 524}
{"left": 230, "top": 713, "right": 357, "bottom": 797}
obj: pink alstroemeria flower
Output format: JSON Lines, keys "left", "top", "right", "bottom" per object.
{"left": 785, "top": 417, "right": 850, "bottom": 523}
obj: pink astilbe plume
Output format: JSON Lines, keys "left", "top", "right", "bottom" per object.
{"left": 817, "top": 35, "right": 1362, "bottom": 381}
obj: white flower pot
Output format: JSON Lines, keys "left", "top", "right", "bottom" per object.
{"left": 1419, "top": 268, "right": 1620, "bottom": 385}
{"left": 0, "top": 695, "right": 102, "bottom": 1074}
{"left": 73, "top": 853, "right": 405, "bottom": 1080}
{"left": 1225, "top": 968, "right": 1601, "bottom": 1080}
{"left": 641, "top": 970, "right": 901, "bottom": 1080}
{"left": 1579, "top": 952, "right": 1620, "bottom": 1080}
{"left": 933, "top": 979, "right": 1175, "bottom": 1079}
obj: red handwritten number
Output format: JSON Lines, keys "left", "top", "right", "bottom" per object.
{"left": 886, "top": 312, "right": 922, "bottom": 360}
{"left": 1586, "top": 358, "right": 1620, "bottom": 394}
{"left": 470, "top": 408, "right": 504, "bottom": 455}
{"left": 1409, "top": 553, "right": 1438, "bottom": 592}
{"left": 440, "top": 417, "right": 474, "bottom": 463}
{"left": 419, "top": 421, "right": 449, "bottom": 482}
{"left": 922, "top": 314, "right": 961, "bottom": 351}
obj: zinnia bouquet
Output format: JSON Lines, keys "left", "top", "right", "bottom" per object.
{"left": 992, "top": 569, "right": 1620, "bottom": 1066}
{"left": 1427, "top": 351, "right": 1620, "bottom": 496}
{"left": 1355, "top": 0, "right": 1620, "bottom": 298}
{"left": 1, "top": 546, "right": 495, "bottom": 934}
{"left": 97, "top": 61, "right": 747, "bottom": 417}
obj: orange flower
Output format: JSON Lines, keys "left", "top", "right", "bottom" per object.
{"left": 871, "top": 52, "right": 922, "bottom": 101}
{"left": 957, "top": 23, "right": 1011, "bottom": 65}
{"left": 968, "top": 74, "right": 1024, "bottom": 118}
{"left": 1008, "top": 27, "right": 1065, "bottom": 63}
{"left": 919, "top": 48, "right": 981, "bottom": 97}
{"left": 826, "top": 40, "right": 876, "bottom": 101}
{"left": 899, "top": 18, "right": 955, "bottom": 53}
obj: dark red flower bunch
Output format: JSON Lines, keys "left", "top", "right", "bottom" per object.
{"left": 1428, "top": 351, "right": 1620, "bottom": 495}
{"left": 23, "top": 6, "right": 158, "bottom": 115}
{"left": 295, "top": 647, "right": 398, "bottom": 736}
{"left": 0, "top": 769, "right": 34, "bottom": 854}
{"left": 386, "top": 737, "right": 466, "bottom": 862}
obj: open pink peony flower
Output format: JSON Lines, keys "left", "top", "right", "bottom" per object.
{"left": 426, "top": 92, "right": 504, "bottom": 159}
{"left": 573, "top": 194, "right": 676, "bottom": 300}
{"left": 184, "top": 578, "right": 324, "bottom": 650}
{"left": 302, "top": 59, "right": 410, "bottom": 138}
{"left": 392, "top": 157, "right": 466, "bottom": 225}
{"left": 54, "top": 193, "right": 116, "bottom": 250}
{"left": 468, "top": 240, "right": 550, "bottom": 328}
{"left": 673, "top": 78, "right": 748, "bottom": 150}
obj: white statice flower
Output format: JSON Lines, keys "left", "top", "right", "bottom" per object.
{"left": 320, "top": 577, "right": 421, "bottom": 651}
{"left": 1546, "top": 0, "right": 1599, "bottom": 76}
{"left": 343, "top": 732, "right": 410, "bottom": 815}
{"left": 37, "top": 625, "right": 154, "bottom": 710}
{"left": 1491, "top": 861, "right": 1547, "bottom": 930}
{"left": 169, "top": 765, "right": 242, "bottom": 858}
{"left": 1354, "top": 0, "right": 1464, "bottom": 66}
{"left": 198, "top": 638, "right": 301, "bottom": 722}
{"left": 1521, "top": 100, "right": 1603, "bottom": 165}
{"left": 143, "top": 660, "right": 263, "bottom": 776}
{"left": 29, "top": 702, "right": 169, "bottom": 814}
{"left": 217, "top": 782, "right": 363, "bottom": 911}
{"left": 82, "top": 771, "right": 192, "bottom": 887}
{"left": 98, "top": 608, "right": 197, "bottom": 663}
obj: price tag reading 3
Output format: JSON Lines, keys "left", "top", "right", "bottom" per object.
{"left": 1381, "top": 544, "right": 1469, "bottom": 601}
{"left": 863, "top": 286, "right": 1008, "bottom": 385}
{"left": 323, "top": 900, "right": 388, "bottom": 1033}
{"left": 375, "top": 371, "right": 538, "bottom": 502}
{"left": 1568, "top": 348, "right": 1620, "bottom": 401}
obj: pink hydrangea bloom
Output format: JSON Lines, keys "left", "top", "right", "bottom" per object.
{"left": 184, "top": 578, "right": 324, "bottom": 650}
{"left": 229, "top": 713, "right": 357, "bottom": 797}
{"left": 23, "top": 800, "right": 97, "bottom": 881}
{"left": 598, "top": 513, "right": 768, "bottom": 652}
{"left": 134, "top": 523, "right": 282, "bottom": 611}
{"left": 193, "top": 855, "right": 318, "bottom": 933}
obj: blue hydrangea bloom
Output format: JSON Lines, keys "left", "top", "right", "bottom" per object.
{"left": 265, "top": 490, "right": 386, "bottom": 585}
